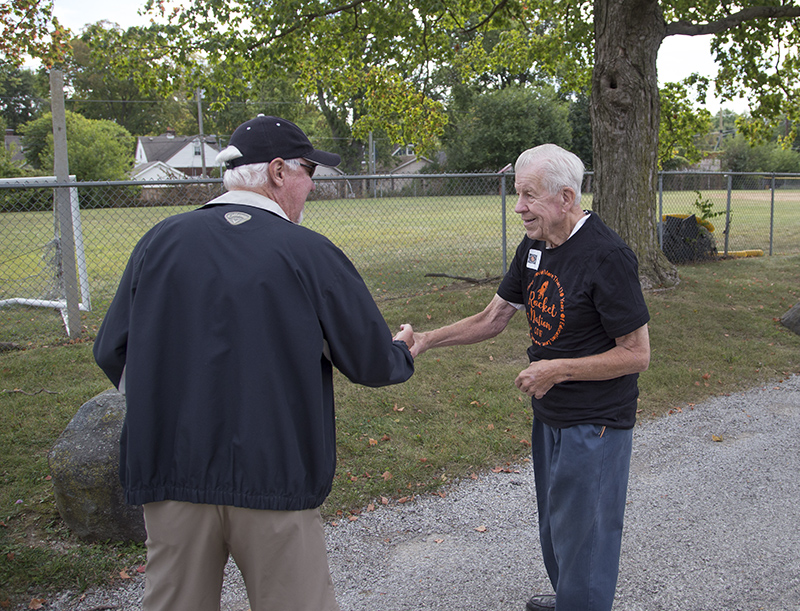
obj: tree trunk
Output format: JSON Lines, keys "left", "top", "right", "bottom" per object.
{"left": 590, "top": 0, "right": 679, "bottom": 290}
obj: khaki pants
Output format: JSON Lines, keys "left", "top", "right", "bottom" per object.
{"left": 142, "top": 501, "right": 340, "bottom": 611}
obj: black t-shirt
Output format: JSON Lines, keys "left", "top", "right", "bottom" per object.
{"left": 497, "top": 213, "right": 650, "bottom": 429}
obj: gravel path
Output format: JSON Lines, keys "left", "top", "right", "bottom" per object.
{"left": 30, "top": 375, "right": 800, "bottom": 611}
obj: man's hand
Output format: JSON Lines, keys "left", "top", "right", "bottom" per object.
{"left": 409, "top": 331, "right": 428, "bottom": 358}
{"left": 393, "top": 324, "right": 415, "bottom": 351}
{"left": 515, "top": 360, "right": 560, "bottom": 399}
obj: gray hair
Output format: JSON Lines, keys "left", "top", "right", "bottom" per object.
{"left": 220, "top": 155, "right": 300, "bottom": 192}
{"left": 514, "top": 144, "right": 585, "bottom": 205}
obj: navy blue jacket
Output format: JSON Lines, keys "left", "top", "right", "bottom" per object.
{"left": 93, "top": 195, "right": 414, "bottom": 510}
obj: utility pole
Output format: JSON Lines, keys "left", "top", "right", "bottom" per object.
{"left": 196, "top": 88, "right": 207, "bottom": 177}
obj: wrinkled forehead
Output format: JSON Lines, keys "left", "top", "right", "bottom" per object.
{"left": 514, "top": 161, "right": 547, "bottom": 192}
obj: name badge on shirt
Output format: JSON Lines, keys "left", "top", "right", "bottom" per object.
{"left": 526, "top": 248, "right": 542, "bottom": 270}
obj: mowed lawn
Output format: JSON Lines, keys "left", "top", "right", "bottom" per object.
{"left": 2, "top": 187, "right": 799, "bottom": 346}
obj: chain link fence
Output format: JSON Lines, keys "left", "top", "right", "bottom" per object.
{"left": 2, "top": 171, "right": 799, "bottom": 346}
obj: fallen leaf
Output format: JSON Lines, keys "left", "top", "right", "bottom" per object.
{"left": 381, "top": 496, "right": 389, "bottom": 505}
{"left": 120, "top": 569, "right": 131, "bottom": 579}
{"left": 28, "top": 599, "right": 45, "bottom": 610}
{"left": 398, "top": 496, "right": 408, "bottom": 503}
{"left": 382, "top": 471, "right": 392, "bottom": 481}
{"left": 368, "top": 438, "right": 378, "bottom": 446}
{"left": 712, "top": 434, "right": 723, "bottom": 442}
{"left": 475, "top": 525, "right": 487, "bottom": 532}
{"left": 381, "top": 434, "right": 391, "bottom": 441}
{"left": 136, "top": 565, "right": 146, "bottom": 573}
{"left": 487, "top": 423, "right": 495, "bottom": 430}
{"left": 348, "top": 515, "right": 359, "bottom": 522}
{"left": 367, "top": 503, "right": 375, "bottom": 512}
{"left": 434, "top": 538, "right": 444, "bottom": 544}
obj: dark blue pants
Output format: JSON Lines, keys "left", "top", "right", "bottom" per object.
{"left": 532, "top": 418, "right": 633, "bottom": 611}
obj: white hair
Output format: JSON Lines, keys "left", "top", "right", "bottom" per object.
{"left": 217, "top": 148, "right": 301, "bottom": 191}
{"left": 515, "top": 144, "right": 585, "bottom": 205}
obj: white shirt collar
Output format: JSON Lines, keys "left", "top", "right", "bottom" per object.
{"left": 201, "top": 190, "right": 291, "bottom": 223}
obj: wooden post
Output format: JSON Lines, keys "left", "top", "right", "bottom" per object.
{"left": 50, "top": 68, "right": 81, "bottom": 337}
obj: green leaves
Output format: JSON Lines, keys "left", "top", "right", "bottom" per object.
{"left": 19, "top": 111, "right": 135, "bottom": 181}
{"left": 0, "top": 0, "right": 71, "bottom": 68}
{"left": 659, "top": 79, "right": 712, "bottom": 169}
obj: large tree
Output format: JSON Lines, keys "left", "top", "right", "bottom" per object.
{"left": 445, "top": 85, "right": 572, "bottom": 172}
{"left": 64, "top": 24, "right": 194, "bottom": 136}
{"left": 112, "top": 0, "right": 800, "bottom": 286}
{"left": 0, "top": 64, "right": 47, "bottom": 130}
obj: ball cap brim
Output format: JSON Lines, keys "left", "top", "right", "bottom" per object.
{"left": 223, "top": 114, "right": 341, "bottom": 169}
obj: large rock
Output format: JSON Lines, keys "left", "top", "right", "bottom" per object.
{"left": 48, "top": 389, "right": 145, "bottom": 542}
{"left": 781, "top": 302, "right": 800, "bottom": 336}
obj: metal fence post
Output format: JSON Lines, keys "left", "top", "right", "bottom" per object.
{"left": 658, "top": 172, "right": 664, "bottom": 249}
{"left": 769, "top": 174, "right": 775, "bottom": 256}
{"left": 501, "top": 173, "right": 508, "bottom": 274}
{"left": 724, "top": 174, "right": 732, "bottom": 256}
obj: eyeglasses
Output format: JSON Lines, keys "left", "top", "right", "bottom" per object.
{"left": 298, "top": 161, "right": 317, "bottom": 178}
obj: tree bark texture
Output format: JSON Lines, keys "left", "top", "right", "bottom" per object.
{"left": 590, "top": 0, "right": 679, "bottom": 289}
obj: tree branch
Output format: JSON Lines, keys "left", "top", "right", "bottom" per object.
{"left": 267, "top": 0, "right": 372, "bottom": 42}
{"left": 666, "top": 5, "right": 800, "bottom": 37}
{"left": 461, "top": 0, "right": 511, "bottom": 34}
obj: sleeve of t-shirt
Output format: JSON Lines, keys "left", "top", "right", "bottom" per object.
{"left": 496, "top": 239, "right": 529, "bottom": 306}
{"left": 593, "top": 247, "right": 651, "bottom": 339}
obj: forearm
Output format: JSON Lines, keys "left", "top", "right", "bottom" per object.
{"left": 516, "top": 324, "right": 650, "bottom": 398}
{"left": 413, "top": 294, "right": 517, "bottom": 356}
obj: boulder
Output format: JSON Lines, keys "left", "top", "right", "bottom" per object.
{"left": 48, "top": 389, "right": 145, "bottom": 542}
{"left": 781, "top": 302, "right": 800, "bottom": 336}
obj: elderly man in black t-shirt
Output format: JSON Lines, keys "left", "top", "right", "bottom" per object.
{"left": 409, "top": 144, "right": 650, "bottom": 611}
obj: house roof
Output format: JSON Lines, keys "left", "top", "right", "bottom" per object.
{"left": 138, "top": 134, "right": 220, "bottom": 163}
{"left": 131, "top": 160, "right": 189, "bottom": 181}
{"left": 390, "top": 156, "right": 433, "bottom": 174}
{"left": 4, "top": 131, "right": 25, "bottom": 163}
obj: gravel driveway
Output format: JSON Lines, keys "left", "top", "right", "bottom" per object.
{"left": 35, "top": 374, "right": 800, "bottom": 611}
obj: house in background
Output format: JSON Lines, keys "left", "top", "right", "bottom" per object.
{"left": 386, "top": 145, "right": 436, "bottom": 194}
{"left": 308, "top": 164, "right": 353, "bottom": 199}
{"left": 4, "top": 129, "right": 26, "bottom": 165}
{"left": 131, "top": 160, "right": 189, "bottom": 182}
{"left": 134, "top": 129, "right": 221, "bottom": 178}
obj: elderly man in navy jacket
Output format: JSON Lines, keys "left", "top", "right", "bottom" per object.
{"left": 94, "top": 115, "right": 415, "bottom": 611}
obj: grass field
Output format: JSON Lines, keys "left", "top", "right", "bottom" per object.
{"left": 2, "top": 187, "right": 799, "bottom": 346}
{"left": 1, "top": 244, "right": 800, "bottom": 605}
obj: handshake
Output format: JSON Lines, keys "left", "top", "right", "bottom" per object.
{"left": 392, "top": 324, "right": 416, "bottom": 355}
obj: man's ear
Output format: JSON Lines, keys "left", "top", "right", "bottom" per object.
{"left": 561, "top": 187, "right": 576, "bottom": 209}
{"left": 268, "top": 158, "right": 286, "bottom": 186}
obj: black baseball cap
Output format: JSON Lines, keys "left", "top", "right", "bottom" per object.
{"left": 223, "top": 114, "right": 341, "bottom": 169}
